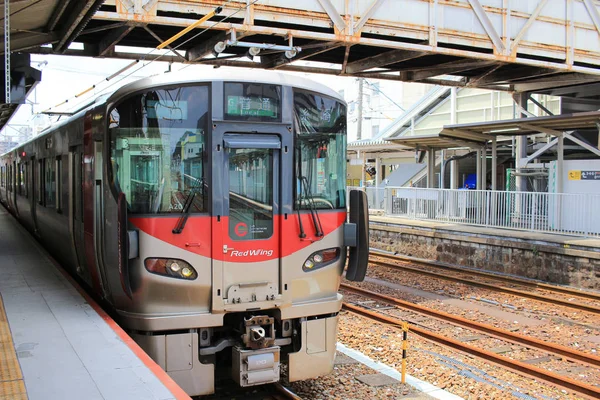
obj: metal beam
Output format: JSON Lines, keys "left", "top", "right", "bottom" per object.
{"left": 524, "top": 138, "right": 557, "bottom": 165}
{"left": 54, "top": 0, "right": 101, "bottom": 53}
{"left": 513, "top": 74, "right": 600, "bottom": 92}
{"left": 467, "top": 0, "right": 505, "bottom": 53}
{"left": 185, "top": 30, "right": 251, "bottom": 62}
{"left": 528, "top": 94, "right": 554, "bottom": 116}
{"left": 47, "top": 0, "right": 74, "bottom": 32}
{"left": 405, "top": 60, "right": 497, "bottom": 81}
{"left": 80, "top": 22, "right": 127, "bottom": 36}
{"left": 475, "top": 65, "right": 558, "bottom": 86}
{"left": 354, "top": 0, "right": 386, "bottom": 32}
{"left": 441, "top": 128, "right": 495, "bottom": 142}
{"left": 583, "top": 0, "right": 600, "bottom": 37}
{"left": 90, "top": 7, "right": 600, "bottom": 78}
{"left": 0, "top": 31, "right": 57, "bottom": 54}
{"left": 511, "top": 0, "right": 548, "bottom": 52}
{"left": 98, "top": 25, "right": 135, "bottom": 57}
{"left": 143, "top": 25, "right": 186, "bottom": 61}
{"left": 345, "top": 49, "right": 426, "bottom": 74}
{"left": 467, "top": 63, "right": 504, "bottom": 86}
{"left": 341, "top": 44, "right": 351, "bottom": 74}
{"left": 517, "top": 123, "right": 559, "bottom": 136}
{"left": 261, "top": 41, "right": 341, "bottom": 69}
{"left": 143, "top": 0, "right": 160, "bottom": 12}
{"left": 564, "top": 131, "right": 600, "bottom": 157}
{"left": 317, "top": 0, "right": 346, "bottom": 33}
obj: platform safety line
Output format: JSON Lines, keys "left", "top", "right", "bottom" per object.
{"left": 336, "top": 342, "right": 464, "bottom": 400}
{"left": 0, "top": 294, "right": 28, "bottom": 400}
{"left": 10, "top": 218, "right": 192, "bottom": 400}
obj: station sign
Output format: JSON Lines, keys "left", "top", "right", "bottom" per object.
{"left": 568, "top": 170, "right": 600, "bottom": 180}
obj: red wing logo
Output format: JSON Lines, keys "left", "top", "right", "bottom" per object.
{"left": 234, "top": 222, "right": 248, "bottom": 237}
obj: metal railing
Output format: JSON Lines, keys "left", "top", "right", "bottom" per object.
{"left": 351, "top": 186, "right": 600, "bottom": 237}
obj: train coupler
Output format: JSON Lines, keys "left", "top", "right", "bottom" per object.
{"left": 232, "top": 345, "right": 280, "bottom": 387}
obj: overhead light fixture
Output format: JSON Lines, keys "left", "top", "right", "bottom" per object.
{"left": 284, "top": 49, "right": 297, "bottom": 59}
{"left": 249, "top": 47, "right": 260, "bottom": 57}
{"left": 246, "top": 46, "right": 261, "bottom": 60}
{"left": 213, "top": 41, "right": 226, "bottom": 56}
{"left": 487, "top": 127, "right": 520, "bottom": 133}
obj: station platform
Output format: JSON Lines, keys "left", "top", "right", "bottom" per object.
{"left": 0, "top": 207, "right": 190, "bottom": 400}
{"left": 369, "top": 215, "right": 600, "bottom": 290}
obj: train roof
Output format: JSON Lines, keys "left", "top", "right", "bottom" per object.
{"left": 2, "top": 70, "right": 345, "bottom": 156}
{"left": 106, "top": 69, "right": 345, "bottom": 105}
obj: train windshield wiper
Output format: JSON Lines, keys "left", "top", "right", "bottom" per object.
{"left": 299, "top": 176, "right": 324, "bottom": 238}
{"left": 172, "top": 176, "right": 202, "bottom": 234}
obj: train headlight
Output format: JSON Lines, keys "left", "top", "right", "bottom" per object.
{"left": 302, "top": 248, "right": 341, "bottom": 272}
{"left": 144, "top": 258, "right": 197, "bottom": 280}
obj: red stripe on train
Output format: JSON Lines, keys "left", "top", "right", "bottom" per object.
{"left": 130, "top": 211, "right": 346, "bottom": 262}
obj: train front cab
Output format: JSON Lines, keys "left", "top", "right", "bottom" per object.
{"left": 102, "top": 78, "right": 369, "bottom": 395}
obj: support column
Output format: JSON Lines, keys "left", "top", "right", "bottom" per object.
{"left": 440, "top": 150, "right": 446, "bottom": 188}
{"left": 481, "top": 146, "right": 487, "bottom": 189}
{"left": 450, "top": 159, "right": 458, "bottom": 189}
{"left": 476, "top": 148, "right": 482, "bottom": 190}
{"left": 491, "top": 137, "right": 497, "bottom": 190}
{"left": 357, "top": 78, "right": 363, "bottom": 141}
{"left": 515, "top": 93, "right": 529, "bottom": 192}
{"left": 4, "top": 0, "right": 10, "bottom": 105}
{"left": 557, "top": 134, "right": 564, "bottom": 193}
{"left": 450, "top": 88, "right": 457, "bottom": 124}
{"left": 427, "top": 149, "right": 435, "bottom": 188}
{"left": 375, "top": 156, "right": 381, "bottom": 208}
{"left": 361, "top": 152, "right": 366, "bottom": 187}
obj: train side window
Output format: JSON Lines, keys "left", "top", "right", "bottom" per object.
{"left": 24, "top": 162, "right": 28, "bottom": 198}
{"left": 1, "top": 166, "right": 4, "bottom": 187}
{"left": 45, "top": 158, "right": 56, "bottom": 208}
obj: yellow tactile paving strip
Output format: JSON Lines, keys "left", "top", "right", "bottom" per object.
{"left": 0, "top": 294, "right": 27, "bottom": 400}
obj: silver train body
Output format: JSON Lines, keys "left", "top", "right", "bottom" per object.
{"left": 0, "top": 70, "right": 368, "bottom": 395}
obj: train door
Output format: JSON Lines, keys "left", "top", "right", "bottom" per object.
{"left": 69, "top": 146, "right": 89, "bottom": 282}
{"left": 13, "top": 162, "right": 19, "bottom": 216}
{"left": 30, "top": 156, "right": 38, "bottom": 233}
{"left": 212, "top": 134, "right": 282, "bottom": 312}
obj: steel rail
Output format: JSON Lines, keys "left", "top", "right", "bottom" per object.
{"left": 340, "top": 283, "right": 600, "bottom": 368}
{"left": 272, "top": 383, "right": 302, "bottom": 400}
{"left": 371, "top": 250, "right": 600, "bottom": 302}
{"left": 367, "top": 254, "right": 600, "bottom": 315}
{"left": 342, "top": 302, "right": 600, "bottom": 400}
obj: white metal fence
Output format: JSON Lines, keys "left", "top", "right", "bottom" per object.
{"left": 350, "top": 187, "right": 600, "bottom": 237}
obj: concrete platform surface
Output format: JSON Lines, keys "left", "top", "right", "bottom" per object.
{"left": 0, "top": 207, "right": 190, "bottom": 400}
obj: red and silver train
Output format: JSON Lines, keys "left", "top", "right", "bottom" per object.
{"left": 0, "top": 70, "right": 368, "bottom": 395}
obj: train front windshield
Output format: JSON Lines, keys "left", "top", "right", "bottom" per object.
{"left": 109, "top": 85, "right": 209, "bottom": 214}
{"left": 294, "top": 90, "right": 347, "bottom": 210}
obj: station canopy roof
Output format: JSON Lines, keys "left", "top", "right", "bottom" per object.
{"left": 388, "top": 111, "right": 600, "bottom": 150}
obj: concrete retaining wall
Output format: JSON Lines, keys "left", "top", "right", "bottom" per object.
{"left": 370, "top": 219, "right": 600, "bottom": 290}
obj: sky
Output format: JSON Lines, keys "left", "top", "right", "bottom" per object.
{"left": 1, "top": 50, "right": 358, "bottom": 141}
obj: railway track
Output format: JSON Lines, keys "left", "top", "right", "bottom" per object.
{"left": 200, "top": 382, "right": 301, "bottom": 400}
{"left": 340, "top": 285, "right": 600, "bottom": 399}
{"left": 369, "top": 250, "right": 600, "bottom": 315}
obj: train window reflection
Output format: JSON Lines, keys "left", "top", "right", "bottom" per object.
{"left": 45, "top": 158, "right": 56, "bottom": 207}
{"left": 228, "top": 148, "right": 273, "bottom": 240}
{"left": 109, "top": 85, "right": 209, "bottom": 214}
{"left": 293, "top": 90, "right": 347, "bottom": 210}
